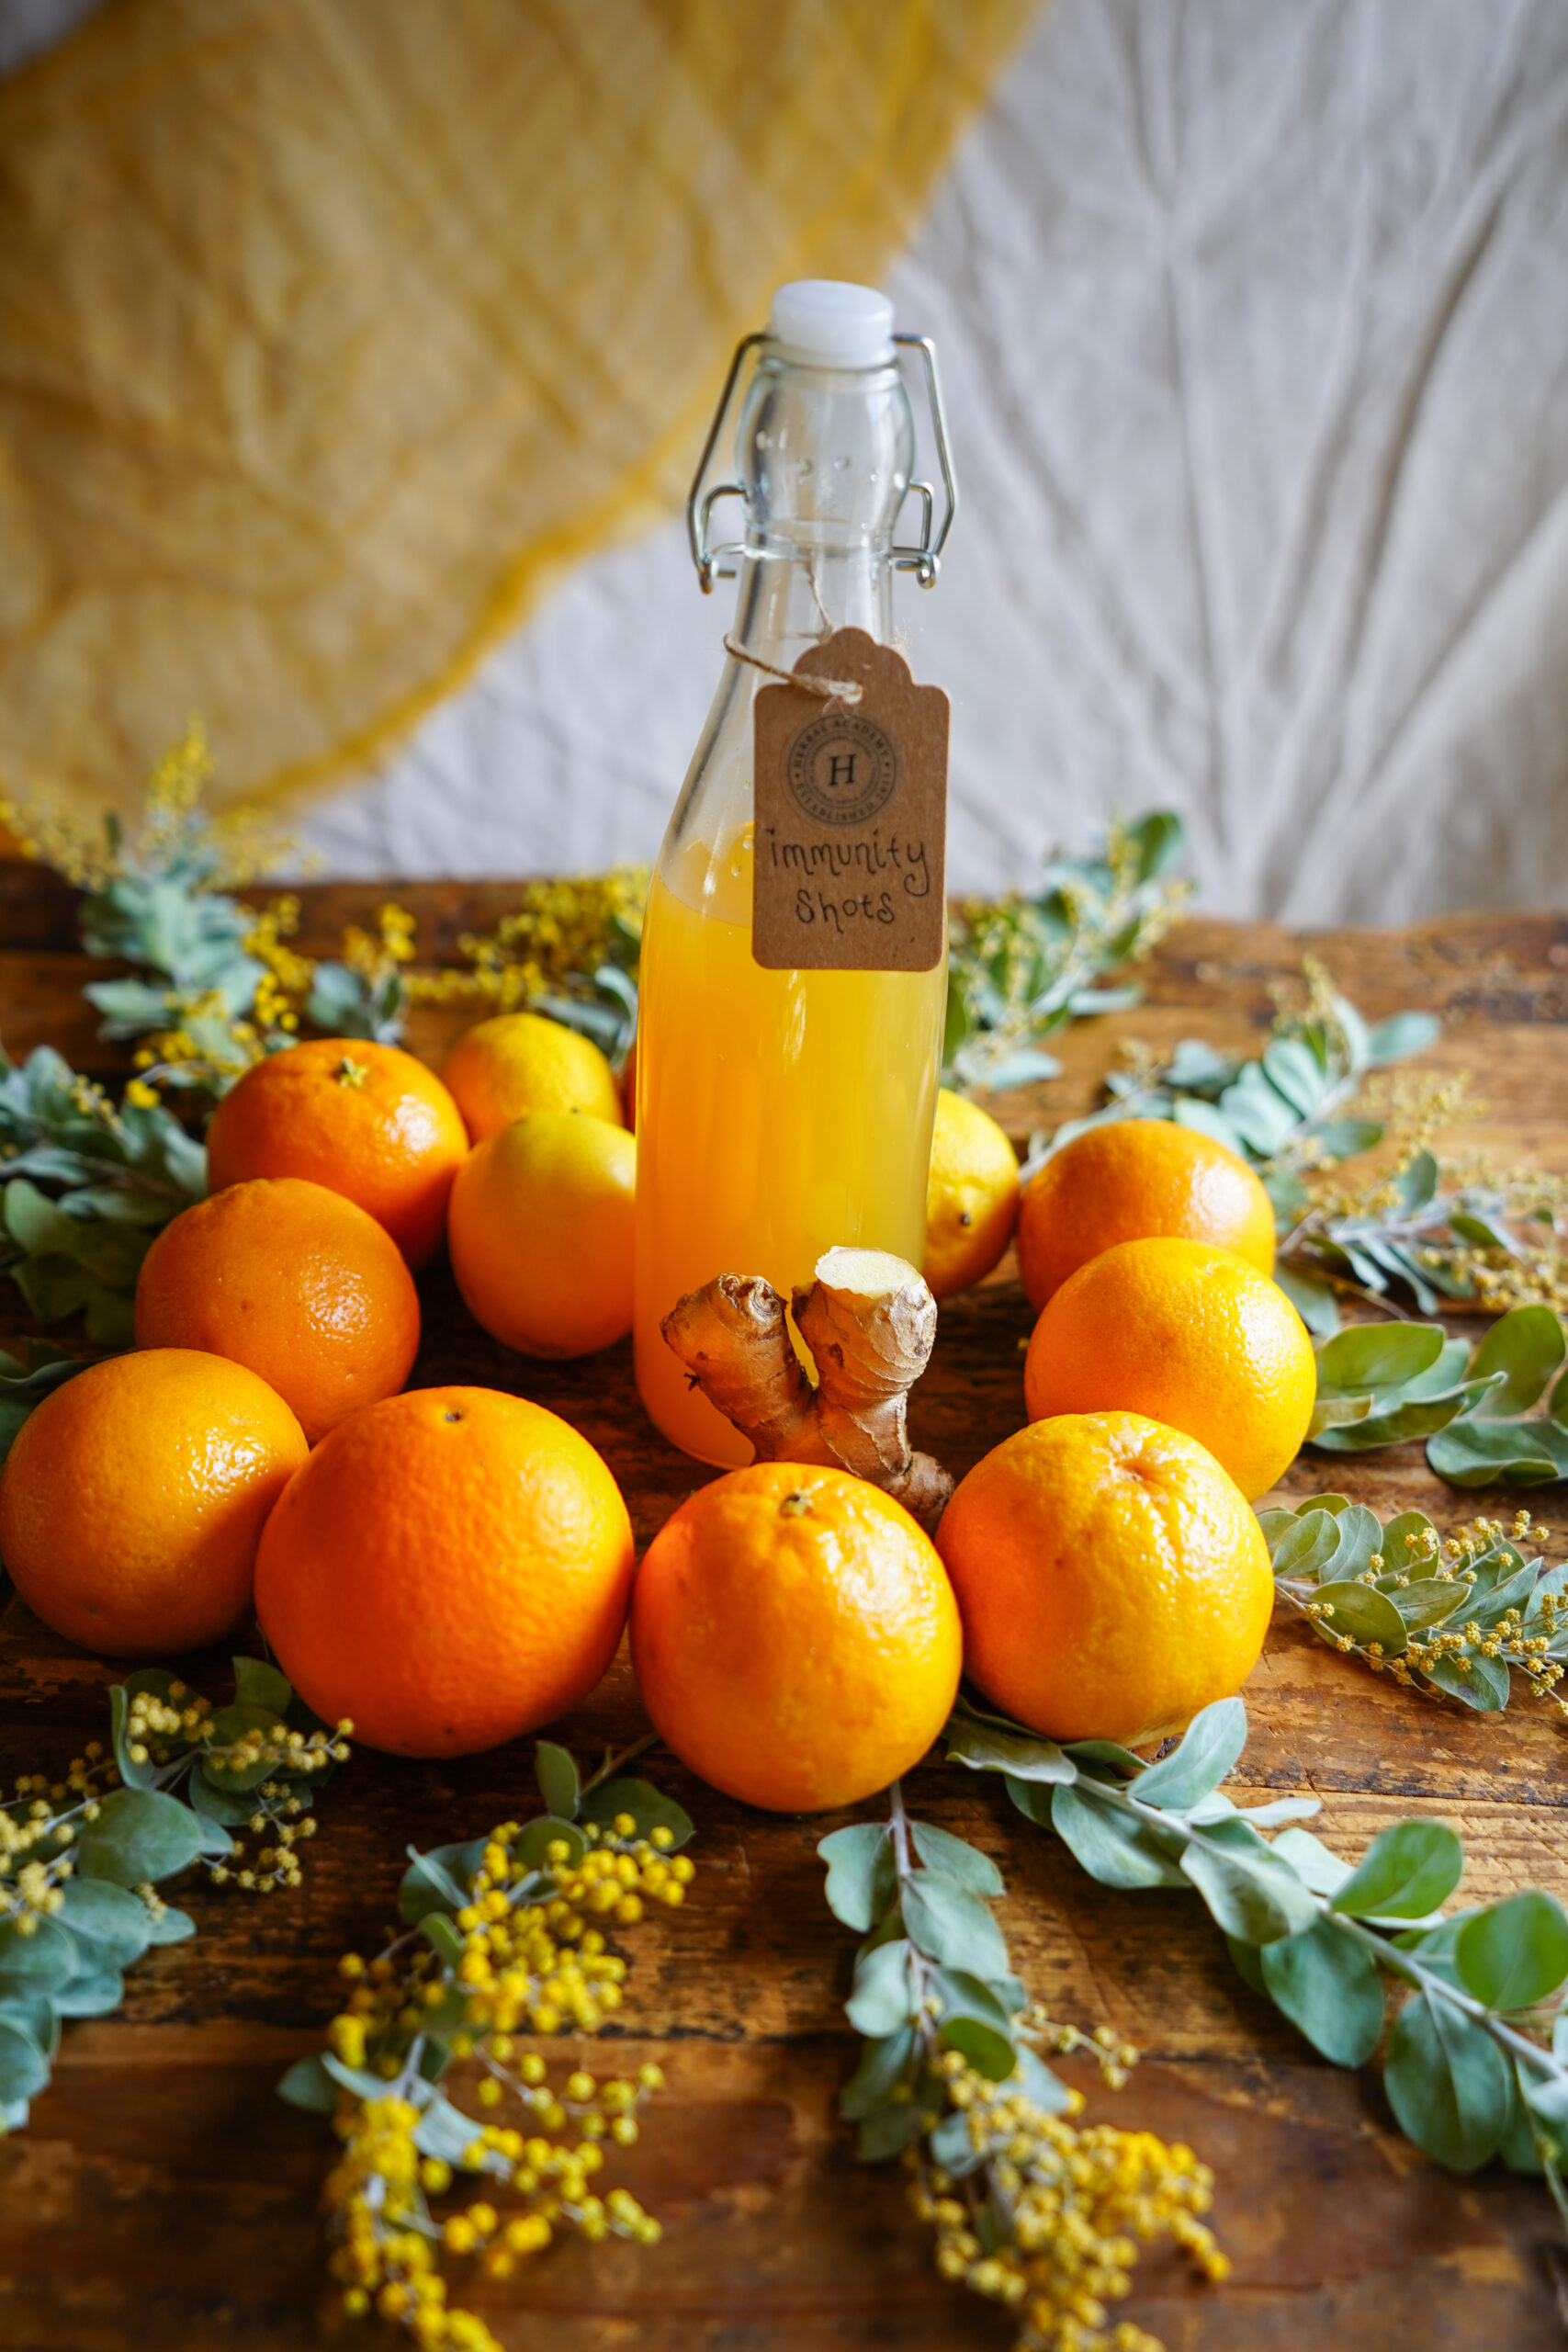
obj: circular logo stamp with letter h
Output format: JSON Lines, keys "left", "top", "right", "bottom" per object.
{"left": 785, "top": 711, "right": 898, "bottom": 827}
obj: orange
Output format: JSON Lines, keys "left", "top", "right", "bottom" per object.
{"left": 442, "top": 1011, "right": 625, "bottom": 1143}
{"left": 0, "top": 1349, "right": 306, "bottom": 1657}
{"left": 1023, "top": 1237, "right": 1315, "bottom": 1500}
{"left": 923, "top": 1089, "right": 1020, "bottom": 1300}
{"left": 133, "top": 1176, "right": 421, "bottom": 1443}
{"left": 254, "top": 1385, "right": 633, "bottom": 1757}
{"left": 205, "top": 1039, "right": 468, "bottom": 1269}
{"left": 447, "top": 1111, "right": 635, "bottom": 1358}
{"left": 630, "top": 1464, "right": 962, "bottom": 1813}
{"left": 936, "top": 1410, "right": 1272, "bottom": 1745}
{"left": 1016, "top": 1119, "right": 1276, "bottom": 1310}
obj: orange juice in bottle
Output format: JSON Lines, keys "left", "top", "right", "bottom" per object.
{"left": 635, "top": 281, "right": 956, "bottom": 1463}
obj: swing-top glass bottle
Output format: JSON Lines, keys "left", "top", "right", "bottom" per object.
{"left": 634, "top": 279, "right": 955, "bottom": 1463}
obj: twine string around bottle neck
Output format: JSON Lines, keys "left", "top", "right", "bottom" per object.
{"left": 723, "top": 634, "right": 863, "bottom": 707}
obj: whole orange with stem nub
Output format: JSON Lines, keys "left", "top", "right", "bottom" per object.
{"left": 936, "top": 1410, "right": 1273, "bottom": 1746}
{"left": 1022, "top": 1236, "right": 1315, "bottom": 1501}
{"left": 254, "top": 1386, "right": 634, "bottom": 1757}
{"left": 630, "top": 1464, "right": 963, "bottom": 1813}
{"left": 133, "top": 1176, "right": 421, "bottom": 1442}
{"left": 0, "top": 1349, "right": 307, "bottom": 1657}
{"left": 204, "top": 1039, "right": 468, "bottom": 1269}
{"left": 1016, "top": 1118, "right": 1276, "bottom": 1310}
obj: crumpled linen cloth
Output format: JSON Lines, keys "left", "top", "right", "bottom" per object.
{"left": 303, "top": 0, "right": 1568, "bottom": 921}
{"left": 0, "top": 0, "right": 1032, "bottom": 825}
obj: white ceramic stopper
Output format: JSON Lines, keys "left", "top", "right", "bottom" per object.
{"left": 768, "top": 279, "right": 896, "bottom": 368}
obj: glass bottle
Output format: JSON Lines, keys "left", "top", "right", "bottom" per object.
{"left": 634, "top": 280, "right": 953, "bottom": 1464}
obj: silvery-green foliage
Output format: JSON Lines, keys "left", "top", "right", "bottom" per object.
{"left": 946, "top": 1695, "right": 1568, "bottom": 2191}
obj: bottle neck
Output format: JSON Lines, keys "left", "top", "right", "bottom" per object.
{"left": 727, "top": 537, "right": 894, "bottom": 666}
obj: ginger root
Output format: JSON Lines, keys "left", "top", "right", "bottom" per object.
{"left": 660, "top": 1246, "right": 953, "bottom": 1532}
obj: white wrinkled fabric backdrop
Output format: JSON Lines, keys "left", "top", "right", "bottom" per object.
{"left": 8, "top": 0, "right": 1568, "bottom": 919}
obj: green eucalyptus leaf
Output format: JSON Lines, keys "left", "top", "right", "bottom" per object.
{"left": 412, "top": 2091, "right": 486, "bottom": 2165}
{"left": 56, "top": 1880, "right": 154, "bottom": 1970}
{"left": 1499, "top": 2064, "right": 1549, "bottom": 2174}
{"left": 0, "top": 2021, "right": 49, "bottom": 2107}
{"left": 1330, "top": 1822, "right": 1463, "bottom": 1921}
{"left": 818, "top": 1825, "right": 897, "bottom": 1933}
{"left": 1420, "top": 1650, "right": 1512, "bottom": 1712}
{"left": 940, "top": 2012, "right": 1017, "bottom": 2082}
{"left": 1314, "top": 1322, "right": 1444, "bottom": 1396}
{"left": 512, "top": 1815, "right": 586, "bottom": 1873}
{"left": 146, "top": 1905, "right": 197, "bottom": 1945}
{"left": 52, "top": 1966, "right": 125, "bottom": 2018}
{"left": 1180, "top": 1826, "right": 1319, "bottom": 1945}
{"left": 1269, "top": 1826, "right": 1354, "bottom": 1898}
{"left": 420, "top": 1913, "right": 466, "bottom": 1970}
{"left": 1273, "top": 1265, "right": 1341, "bottom": 1336}
{"left": 840, "top": 2026, "right": 917, "bottom": 2120}
{"left": 1045, "top": 1782, "right": 1189, "bottom": 1890}
{"left": 908, "top": 1823, "right": 1005, "bottom": 1897}
{"left": 321, "top": 2052, "right": 402, "bottom": 2104}
{"left": 1128, "top": 1698, "right": 1247, "bottom": 1814}
{"left": 1322, "top": 1505, "right": 1385, "bottom": 1577}
{"left": 845, "top": 1939, "right": 915, "bottom": 2038}
{"left": 534, "top": 1742, "right": 581, "bottom": 1822}
{"left": 186, "top": 1770, "right": 253, "bottom": 1829}
{"left": 0, "top": 1915, "right": 78, "bottom": 1988}
{"left": 1364, "top": 1012, "right": 1440, "bottom": 1066}
{"left": 231, "top": 1657, "right": 293, "bottom": 1715}
{"left": 1014, "top": 2045, "right": 1075, "bottom": 2115}
{"left": 1427, "top": 1418, "right": 1568, "bottom": 1489}
{"left": 200, "top": 1702, "right": 289, "bottom": 1792}
{"left": 276, "top": 2052, "right": 342, "bottom": 2113}
{"left": 1258, "top": 1918, "right": 1385, "bottom": 2064}
{"left": 398, "top": 1839, "right": 487, "bottom": 1925}
{"left": 583, "top": 1778, "right": 694, "bottom": 1849}
{"left": 1453, "top": 1893, "right": 1568, "bottom": 2014}
{"left": 1391, "top": 1578, "right": 1472, "bottom": 1634}
{"left": 856, "top": 2100, "right": 923, "bottom": 2162}
{"left": 944, "top": 1708, "right": 1077, "bottom": 1785}
{"left": 107, "top": 1685, "right": 158, "bottom": 1792}
{"left": 1383, "top": 1990, "right": 1509, "bottom": 2172}
{"left": 75, "top": 1788, "right": 209, "bottom": 1887}
{"left": 930, "top": 1969, "right": 1022, "bottom": 2030}
{"left": 900, "top": 1872, "right": 1010, "bottom": 1980}
{"left": 926, "top": 2108, "right": 982, "bottom": 2174}
{"left": 1307, "top": 1580, "right": 1409, "bottom": 1655}
{"left": 1469, "top": 1307, "right": 1567, "bottom": 1418}
{"left": 1270, "top": 1512, "right": 1344, "bottom": 1582}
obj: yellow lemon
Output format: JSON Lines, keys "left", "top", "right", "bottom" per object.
{"left": 442, "top": 1011, "right": 624, "bottom": 1143}
{"left": 922, "top": 1088, "right": 1020, "bottom": 1300}
{"left": 1022, "top": 1236, "right": 1315, "bottom": 1500}
{"left": 447, "top": 1111, "right": 635, "bottom": 1357}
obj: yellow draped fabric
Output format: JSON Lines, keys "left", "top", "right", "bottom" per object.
{"left": 0, "top": 0, "right": 1036, "bottom": 824}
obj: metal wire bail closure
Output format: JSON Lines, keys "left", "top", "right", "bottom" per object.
{"left": 685, "top": 330, "right": 959, "bottom": 594}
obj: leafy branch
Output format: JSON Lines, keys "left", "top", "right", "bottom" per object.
{"left": 948, "top": 1694, "right": 1568, "bottom": 2199}
{"left": 819, "top": 1779, "right": 1226, "bottom": 2352}
{"left": 1029, "top": 959, "right": 1438, "bottom": 1194}
{"left": 1279, "top": 1146, "right": 1568, "bottom": 1333}
{"left": 943, "top": 811, "right": 1190, "bottom": 1096}
{"left": 1261, "top": 1495, "right": 1568, "bottom": 1717}
{"left": 0, "top": 1656, "right": 350, "bottom": 2132}
{"left": 1305, "top": 1306, "right": 1568, "bottom": 1485}
{"left": 281, "top": 1738, "right": 693, "bottom": 2352}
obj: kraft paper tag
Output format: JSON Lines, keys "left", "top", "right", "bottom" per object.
{"left": 751, "top": 628, "right": 949, "bottom": 972}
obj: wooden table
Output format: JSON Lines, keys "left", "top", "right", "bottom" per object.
{"left": 3, "top": 871, "right": 1568, "bottom": 2352}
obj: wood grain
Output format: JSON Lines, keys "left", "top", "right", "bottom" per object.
{"left": 3, "top": 865, "right": 1568, "bottom": 2350}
